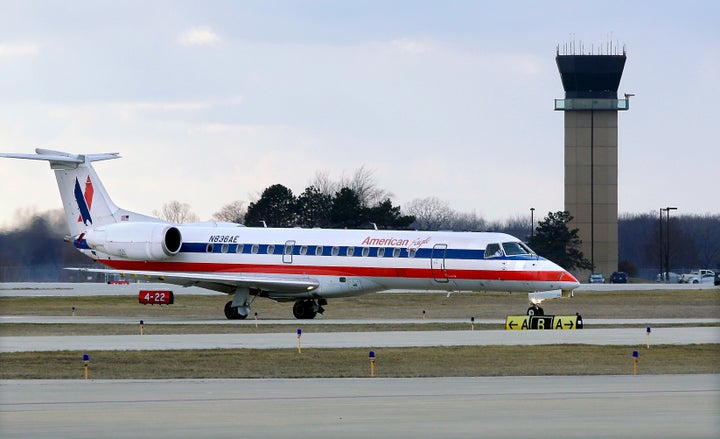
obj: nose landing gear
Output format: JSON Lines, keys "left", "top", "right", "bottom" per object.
{"left": 527, "top": 304, "right": 544, "bottom": 316}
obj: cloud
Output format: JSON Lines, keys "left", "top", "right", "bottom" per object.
{"left": 390, "top": 38, "right": 434, "bottom": 54}
{"left": 177, "top": 26, "right": 221, "bottom": 47}
{"left": 0, "top": 42, "right": 39, "bottom": 58}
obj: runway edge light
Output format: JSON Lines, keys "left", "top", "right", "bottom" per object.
{"left": 632, "top": 351, "right": 639, "bottom": 376}
{"left": 83, "top": 353, "right": 89, "bottom": 380}
{"left": 369, "top": 351, "right": 376, "bottom": 377}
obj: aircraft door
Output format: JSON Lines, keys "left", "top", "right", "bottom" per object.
{"left": 431, "top": 243, "right": 449, "bottom": 283}
{"left": 283, "top": 240, "right": 295, "bottom": 264}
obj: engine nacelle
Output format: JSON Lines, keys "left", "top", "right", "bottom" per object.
{"left": 84, "top": 222, "right": 182, "bottom": 260}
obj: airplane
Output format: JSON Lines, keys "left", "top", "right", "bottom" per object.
{"left": 0, "top": 149, "right": 580, "bottom": 319}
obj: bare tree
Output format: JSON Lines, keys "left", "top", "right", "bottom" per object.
{"left": 406, "top": 197, "right": 454, "bottom": 230}
{"left": 310, "top": 166, "right": 392, "bottom": 207}
{"left": 212, "top": 201, "right": 246, "bottom": 224}
{"left": 344, "top": 166, "right": 392, "bottom": 207}
{"left": 309, "top": 170, "right": 337, "bottom": 197}
{"left": 153, "top": 201, "right": 199, "bottom": 224}
{"left": 447, "top": 210, "right": 487, "bottom": 232}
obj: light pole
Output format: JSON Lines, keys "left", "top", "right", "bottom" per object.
{"left": 662, "top": 207, "right": 677, "bottom": 282}
{"left": 530, "top": 208, "right": 535, "bottom": 238}
{"left": 659, "top": 208, "right": 664, "bottom": 281}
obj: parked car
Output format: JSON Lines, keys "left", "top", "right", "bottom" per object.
{"left": 679, "top": 270, "right": 716, "bottom": 284}
{"left": 715, "top": 271, "right": 720, "bottom": 286}
{"left": 588, "top": 273, "right": 605, "bottom": 283}
{"left": 610, "top": 271, "right": 628, "bottom": 283}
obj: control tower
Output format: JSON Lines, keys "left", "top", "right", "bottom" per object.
{"left": 555, "top": 43, "right": 629, "bottom": 279}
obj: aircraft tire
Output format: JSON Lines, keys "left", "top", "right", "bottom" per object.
{"left": 527, "top": 305, "right": 544, "bottom": 316}
{"left": 293, "top": 300, "right": 318, "bottom": 320}
{"left": 224, "top": 301, "right": 248, "bottom": 320}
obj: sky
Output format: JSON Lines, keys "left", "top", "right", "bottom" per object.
{"left": 1, "top": 0, "right": 718, "bottom": 230}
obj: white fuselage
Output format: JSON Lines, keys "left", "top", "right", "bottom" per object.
{"left": 78, "top": 224, "right": 580, "bottom": 300}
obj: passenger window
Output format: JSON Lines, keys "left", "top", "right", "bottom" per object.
{"left": 408, "top": 249, "right": 417, "bottom": 258}
{"left": 315, "top": 246, "right": 323, "bottom": 256}
{"left": 484, "top": 243, "right": 503, "bottom": 258}
{"left": 251, "top": 244, "right": 259, "bottom": 254}
{"left": 206, "top": 243, "right": 214, "bottom": 253}
{"left": 377, "top": 248, "right": 385, "bottom": 257}
{"left": 347, "top": 246, "right": 355, "bottom": 257}
{"left": 392, "top": 248, "right": 401, "bottom": 258}
{"left": 299, "top": 246, "right": 308, "bottom": 255}
{"left": 331, "top": 246, "right": 339, "bottom": 256}
{"left": 221, "top": 244, "right": 229, "bottom": 253}
{"left": 362, "top": 247, "right": 370, "bottom": 257}
{"left": 267, "top": 244, "right": 275, "bottom": 255}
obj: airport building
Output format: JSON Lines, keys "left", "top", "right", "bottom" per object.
{"left": 555, "top": 43, "right": 630, "bottom": 280}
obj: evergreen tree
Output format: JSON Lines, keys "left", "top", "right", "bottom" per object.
{"left": 244, "top": 184, "right": 297, "bottom": 227}
{"left": 330, "top": 187, "right": 365, "bottom": 228}
{"left": 366, "top": 198, "right": 415, "bottom": 230}
{"left": 528, "top": 211, "right": 593, "bottom": 271}
{"left": 296, "top": 186, "right": 333, "bottom": 228}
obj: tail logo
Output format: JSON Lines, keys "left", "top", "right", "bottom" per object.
{"left": 74, "top": 176, "right": 94, "bottom": 225}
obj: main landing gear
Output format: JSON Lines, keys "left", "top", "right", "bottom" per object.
{"left": 292, "top": 299, "right": 327, "bottom": 320}
{"left": 527, "top": 304, "right": 545, "bottom": 316}
{"left": 224, "top": 297, "right": 328, "bottom": 320}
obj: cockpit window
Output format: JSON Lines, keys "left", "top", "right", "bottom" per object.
{"left": 484, "top": 243, "right": 503, "bottom": 258}
{"left": 501, "top": 241, "right": 533, "bottom": 256}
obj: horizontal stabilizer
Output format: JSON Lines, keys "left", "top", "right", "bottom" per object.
{"left": 0, "top": 148, "right": 120, "bottom": 166}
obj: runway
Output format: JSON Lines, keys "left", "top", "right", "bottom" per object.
{"left": 1, "top": 326, "right": 718, "bottom": 352}
{"left": 1, "top": 375, "right": 718, "bottom": 438}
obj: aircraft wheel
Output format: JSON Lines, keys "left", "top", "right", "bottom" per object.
{"left": 293, "top": 300, "right": 318, "bottom": 320}
{"left": 224, "top": 301, "right": 248, "bottom": 320}
{"left": 527, "top": 305, "right": 544, "bottom": 316}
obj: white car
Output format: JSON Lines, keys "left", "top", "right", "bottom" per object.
{"left": 588, "top": 273, "right": 605, "bottom": 283}
{"left": 683, "top": 273, "right": 715, "bottom": 284}
{"left": 679, "top": 270, "right": 716, "bottom": 284}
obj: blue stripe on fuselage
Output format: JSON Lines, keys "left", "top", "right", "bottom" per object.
{"left": 177, "top": 242, "right": 541, "bottom": 261}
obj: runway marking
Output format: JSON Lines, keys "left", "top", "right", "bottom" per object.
{"left": 3, "top": 388, "right": 715, "bottom": 409}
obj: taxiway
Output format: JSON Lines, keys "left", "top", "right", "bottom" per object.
{"left": 1, "top": 375, "right": 718, "bottom": 438}
{"left": 1, "top": 326, "right": 718, "bottom": 352}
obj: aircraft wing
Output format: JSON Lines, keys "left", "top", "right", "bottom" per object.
{"left": 69, "top": 268, "right": 320, "bottom": 296}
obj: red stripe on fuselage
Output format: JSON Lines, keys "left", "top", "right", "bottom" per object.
{"left": 99, "top": 259, "right": 568, "bottom": 282}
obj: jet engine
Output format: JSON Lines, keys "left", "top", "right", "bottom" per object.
{"left": 83, "top": 222, "right": 182, "bottom": 260}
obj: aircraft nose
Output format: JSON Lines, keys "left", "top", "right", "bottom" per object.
{"left": 560, "top": 270, "right": 580, "bottom": 289}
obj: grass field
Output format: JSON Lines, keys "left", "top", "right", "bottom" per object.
{"left": 1, "top": 346, "right": 718, "bottom": 380}
{"left": 1, "top": 289, "right": 718, "bottom": 379}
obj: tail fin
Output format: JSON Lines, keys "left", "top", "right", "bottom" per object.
{"left": 0, "top": 148, "right": 159, "bottom": 236}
